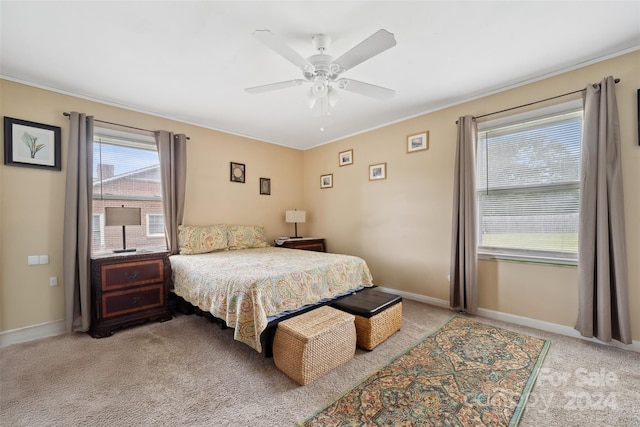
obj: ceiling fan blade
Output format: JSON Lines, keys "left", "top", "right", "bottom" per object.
{"left": 253, "top": 30, "right": 311, "bottom": 70}
{"left": 245, "top": 79, "right": 307, "bottom": 94}
{"left": 332, "top": 29, "right": 396, "bottom": 72}
{"left": 335, "top": 78, "right": 395, "bottom": 100}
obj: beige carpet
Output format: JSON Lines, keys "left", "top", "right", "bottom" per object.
{"left": 1, "top": 300, "right": 638, "bottom": 426}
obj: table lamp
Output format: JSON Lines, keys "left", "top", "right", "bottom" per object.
{"left": 105, "top": 206, "right": 142, "bottom": 253}
{"left": 285, "top": 210, "right": 306, "bottom": 239}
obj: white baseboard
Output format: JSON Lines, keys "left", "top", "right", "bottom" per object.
{"left": 0, "top": 319, "right": 67, "bottom": 347}
{"left": 377, "top": 286, "right": 640, "bottom": 354}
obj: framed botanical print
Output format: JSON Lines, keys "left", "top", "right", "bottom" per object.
{"left": 4, "top": 117, "right": 61, "bottom": 170}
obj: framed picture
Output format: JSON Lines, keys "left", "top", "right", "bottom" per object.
{"left": 230, "top": 162, "right": 245, "bottom": 183}
{"left": 407, "top": 131, "right": 429, "bottom": 153}
{"left": 320, "top": 173, "right": 333, "bottom": 189}
{"left": 4, "top": 117, "right": 61, "bottom": 170}
{"left": 369, "top": 162, "right": 387, "bottom": 181}
{"left": 339, "top": 149, "right": 353, "bottom": 166}
{"left": 260, "top": 177, "right": 271, "bottom": 195}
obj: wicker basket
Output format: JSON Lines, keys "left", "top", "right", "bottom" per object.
{"left": 273, "top": 306, "right": 356, "bottom": 385}
{"left": 354, "top": 301, "right": 402, "bottom": 350}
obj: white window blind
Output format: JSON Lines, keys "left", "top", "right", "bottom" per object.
{"left": 92, "top": 128, "right": 166, "bottom": 255}
{"left": 476, "top": 102, "right": 582, "bottom": 263}
{"left": 92, "top": 214, "right": 103, "bottom": 247}
{"left": 146, "top": 213, "right": 165, "bottom": 237}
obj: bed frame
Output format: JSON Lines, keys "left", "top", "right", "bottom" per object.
{"left": 168, "top": 288, "right": 369, "bottom": 357}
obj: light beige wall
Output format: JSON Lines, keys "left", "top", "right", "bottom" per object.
{"left": 0, "top": 79, "right": 303, "bottom": 331}
{"left": 2, "top": 52, "right": 638, "bottom": 340}
{"left": 303, "top": 51, "right": 640, "bottom": 341}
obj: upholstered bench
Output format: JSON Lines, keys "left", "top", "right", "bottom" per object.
{"left": 272, "top": 305, "right": 356, "bottom": 385}
{"left": 332, "top": 287, "right": 402, "bottom": 350}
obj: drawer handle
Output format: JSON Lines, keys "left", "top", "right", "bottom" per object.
{"left": 132, "top": 296, "right": 141, "bottom": 305}
{"left": 125, "top": 271, "right": 140, "bottom": 280}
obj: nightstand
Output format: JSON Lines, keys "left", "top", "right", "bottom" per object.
{"left": 276, "top": 237, "right": 326, "bottom": 252}
{"left": 89, "top": 251, "right": 172, "bottom": 338}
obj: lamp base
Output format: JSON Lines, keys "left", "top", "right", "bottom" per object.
{"left": 113, "top": 248, "right": 137, "bottom": 253}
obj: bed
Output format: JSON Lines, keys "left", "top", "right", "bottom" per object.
{"left": 169, "top": 225, "right": 374, "bottom": 353}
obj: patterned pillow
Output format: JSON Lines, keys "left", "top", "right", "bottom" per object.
{"left": 178, "top": 225, "right": 228, "bottom": 255}
{"left": 226, "top": 225, "right": 270, "bottom": 250}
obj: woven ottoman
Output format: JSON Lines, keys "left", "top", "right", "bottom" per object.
{"left": 273, "top": 305, "right": 356, "bottom": 385}
{"left": 332, "top": 287, "right": 402, "bottom": 350}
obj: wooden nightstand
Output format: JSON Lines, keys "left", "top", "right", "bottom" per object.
{"left": 276, "top": 237, "right": 326, "bottom": 252}
{"left": 89, "top": 251, "right": 172, "bottom": 338}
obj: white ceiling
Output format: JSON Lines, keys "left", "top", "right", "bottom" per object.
{"left": 1, "top": 1, "right": 639, "bottom": 150}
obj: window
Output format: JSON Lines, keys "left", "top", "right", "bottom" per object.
{"left": 476, "top": 100, "right": 582, "bottom": 264}
{"left": 92, "top": 213, "right": 104, "bottom": 247}
{"left": 92, "top": 128, "right": 167, "bottom": 255}
{"left": 146, "top": 213, "right": 165, "bottom": 237}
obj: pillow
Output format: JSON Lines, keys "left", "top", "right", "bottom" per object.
{"left": 178, "top": 225, "right": 228, "bottom": 255}
{"left": 226, "top": 225, "right": 270, "bottom": 250}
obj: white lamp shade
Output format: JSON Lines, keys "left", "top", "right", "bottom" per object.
{"left": 285, "top": 210, "right": 306, "bottom": 223}
{"left": 307, "top": 88, "right": 318, "bottom": 109}
{"left": 327, "top": 87, "right": 340, "bottom": 108}
{"left": 105, "top": 207, "right": 142, "bottom": 226}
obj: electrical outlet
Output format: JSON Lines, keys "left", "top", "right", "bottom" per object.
{"left": 49, "top": 277, "right": 58, "bottom": 286}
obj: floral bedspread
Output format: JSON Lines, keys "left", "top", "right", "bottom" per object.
{"left": 170, "top": 247, "right": 374, "bottom": 352}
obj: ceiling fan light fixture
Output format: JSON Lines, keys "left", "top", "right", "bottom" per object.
{"left": 307, "top": 88, "right": 318, "bottom": 109}
{"left": 246, "top": 29, "right": 397, "bottom": 131}
{"left": 327, "top": 86, "right": 339, "bottom": 108}
{"left": 311, "top": 76, "right": 328, "bottom": 97}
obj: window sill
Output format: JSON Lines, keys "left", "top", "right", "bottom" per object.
{"left": 478, "top": 251, "right": 577, "bottom": 267}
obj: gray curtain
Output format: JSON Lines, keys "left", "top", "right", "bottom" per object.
{"left": 62, "top": 112, "right": 94, "bottom": 332}
{"left": 576, "top": 76, "right": 631, "bottom": 344}
{"left": 156, "top": 131, "right": 187, "bottom": 255}
{"left": 449, "top": 115, "right": 478, "bottom": 314}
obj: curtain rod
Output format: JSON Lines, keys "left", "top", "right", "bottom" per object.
{"left": 456, "top": 78, "right": 621, "bottom": 124}
{"left": 62, "top": 112, "right": 190, "bottom": 140}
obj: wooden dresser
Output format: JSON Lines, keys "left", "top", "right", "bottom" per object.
{"left": 276, "top": 237, "right": 326, "bottom": 252}
{"left": 89, "top": 251, "right": 172, "bottom": 338}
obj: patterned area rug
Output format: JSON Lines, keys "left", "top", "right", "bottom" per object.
{"left": 300, "top": 316, "right": 550, "bottom": 427}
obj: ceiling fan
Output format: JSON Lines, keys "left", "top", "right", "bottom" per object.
{"left": 245, "top": 29, "right": 397, "bottom": 110}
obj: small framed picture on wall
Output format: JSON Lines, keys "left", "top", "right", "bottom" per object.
{"left": 407, "top": 131, "right": 429, "bottom": 153}
{"left": 260, "top": 177, "right": 271, "bottom": 195}
{"left": 230, "top": 162, "right": 245, "bottom": 183}
{"left": 369, "top": 162, "right": 387, "bottom": 181}
{"left": 339, "top": 149, "right": 353, "bottom": 166}
{"left": 320, "top": 173, "right": 333, "bottom": 189}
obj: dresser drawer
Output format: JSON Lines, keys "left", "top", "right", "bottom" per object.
{"left": 102, "top": 285, "right": 164, "bottom": 318}
{"left": 289, "top": 241, "right": 325, "bottom": 252}
{"left": 279, "top": 238, "right": 326, "bottom": 252}
{"left": 101, "top": 259, "right": 164, "bottom": 291}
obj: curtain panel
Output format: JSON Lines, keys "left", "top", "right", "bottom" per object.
{"left": 576, "top": 76, "right": 631, "bottom": 344}
{"left": 449, "top": 115, "right": 478, "bottom": 314}
{"left": 156, "top": 131, "right": 187, "bottom": 255}
{"left": 62, "top": 112, "right": 94, "bottom": 332}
